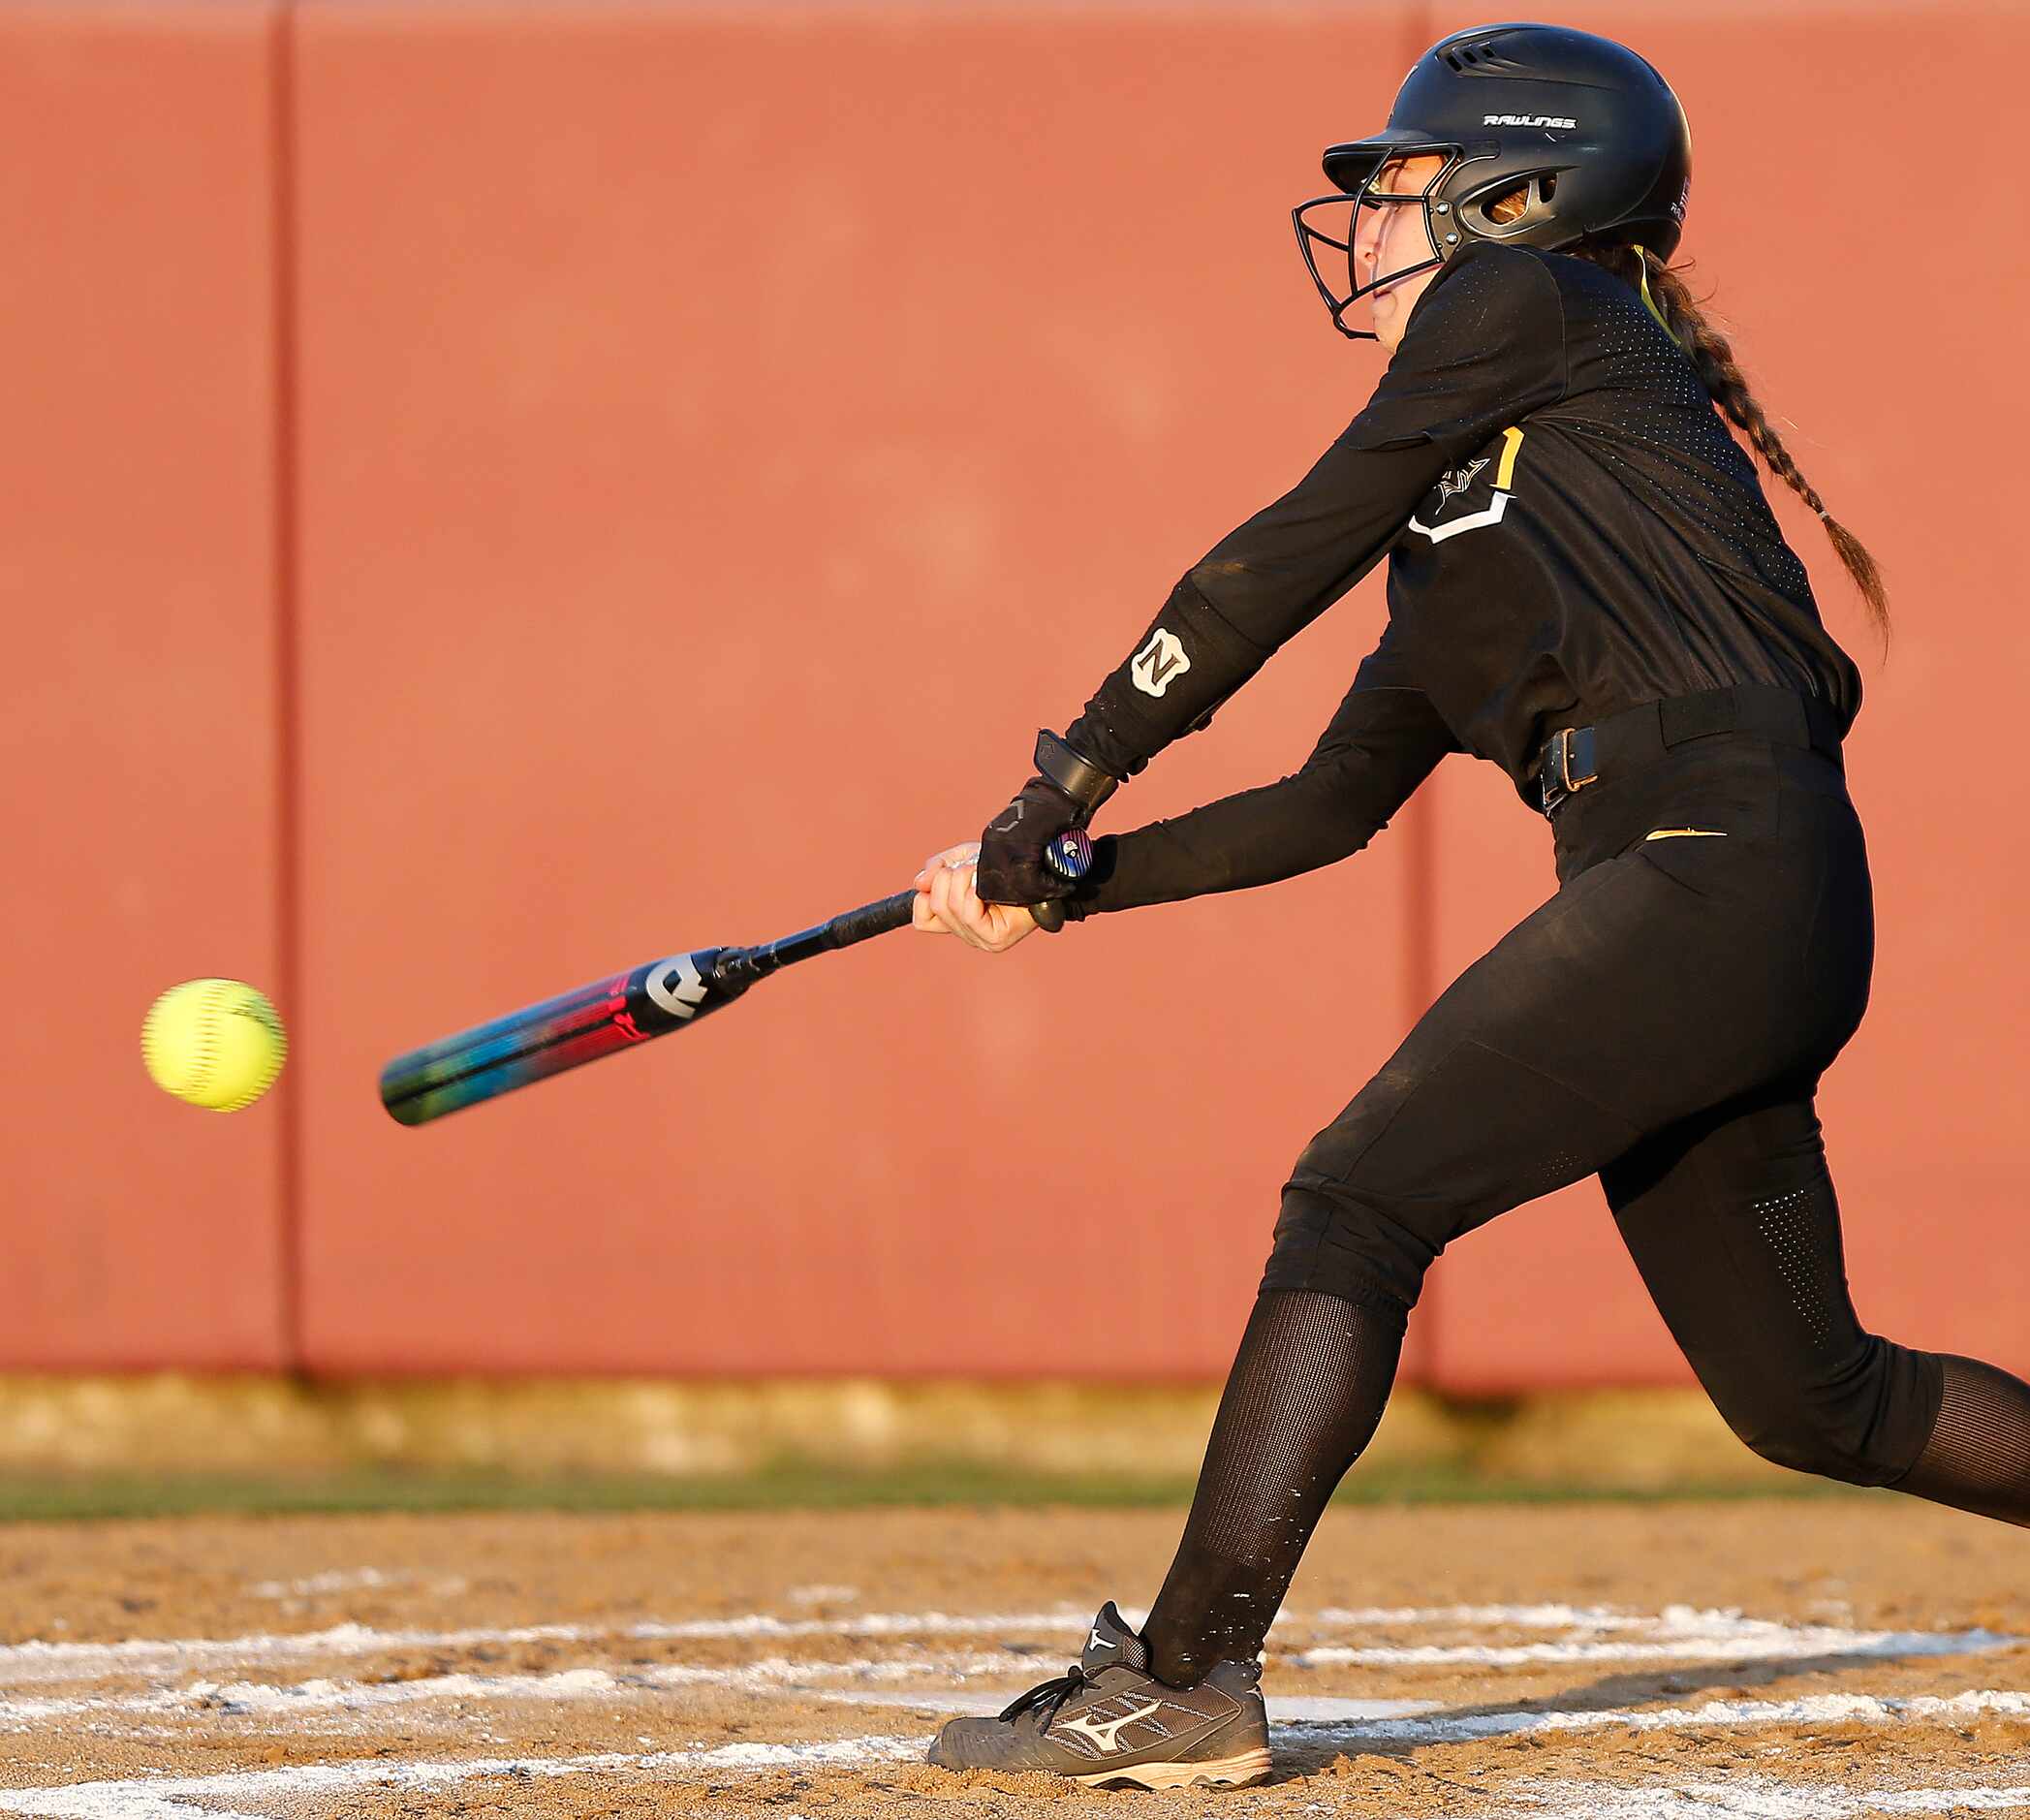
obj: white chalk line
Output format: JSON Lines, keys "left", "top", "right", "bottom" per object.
{"left": 9, "top": 1702, "right": 2030, "bottom": 1820}
{"left": 1296, "top": 1635, "right": 2014, "bottom": 1669}
{"left": 1295, "top": 1602, "right": 2018, "bottom": 1668}
{"left": 0, "top": 1620, "right": 588, "bottom": 1686}
{"left": 0, "top": 1611, "right": 1089, "bottom": 1686}
{"left": 1290, "top": 1688, "right": 2030, "bottom": 1746}
{"left": 1315, "top": 1602, "right": 1849, "bottom": 1632}
{"left": 0, "top": 1736, "right": 927, "bottom": 1820}
{"left": 5, "top": 1603, "right": 2014, "bottom": 1688}
{"left": 1487, "top": 1776, "right": 2030, "bottom": 1820}
{"left": 0, "top": 1648, "right": 1038, "bottom": 1730}
{"left": 9, "top": 1637, "right": 2029, "bottom": 1747}
{"left": 824, "top": 1689, "right": 2030, "bottom": 1745}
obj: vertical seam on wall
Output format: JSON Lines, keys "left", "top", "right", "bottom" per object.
{"left": 1400, "top": 795, "right": 1437, "bottom": 1043}
{"left": 269, "top": 0, "right": 305, "bottom": 1379}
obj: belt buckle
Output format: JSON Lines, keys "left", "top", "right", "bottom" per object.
{"left": 1540, "top": 726, "right": 1599, "bottom": 816}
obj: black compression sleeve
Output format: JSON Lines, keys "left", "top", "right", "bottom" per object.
{"left": 1064, "top": 660, "right": 1458, "bottom": 917}
{"left": 1063, "top": 243, "right": 1565, "bottom": 782}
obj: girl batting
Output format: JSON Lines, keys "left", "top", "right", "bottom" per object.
{"left": 911, "top": 20, "right": 2028, "bottom": 1791}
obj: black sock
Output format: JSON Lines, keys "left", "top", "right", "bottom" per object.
{"left": 1892, "top": 1355, "right": 2030, "bottom": 1527}
{"left": 1141, "top": 1287, "right": 1402, "bottom": 1687}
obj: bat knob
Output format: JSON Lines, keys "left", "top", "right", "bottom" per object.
{"left": 1031, "top": 827, "right": 1093, "bottom": 935}
{"left": 1045, "top": 826, "right": 1094, "bottom": 881}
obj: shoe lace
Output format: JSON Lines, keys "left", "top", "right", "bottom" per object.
{"left": 997, "top": 1662, "right": 1094, "bottom": 1725}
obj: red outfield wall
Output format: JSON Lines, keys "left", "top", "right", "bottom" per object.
{"left": 0, "top": 4, "right": 291, "bottom": 1369}
{"left": 1, "top": 2, "right": 2023, "bottom": 1388}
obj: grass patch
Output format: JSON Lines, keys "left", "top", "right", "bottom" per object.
{"left": 0, "top": 1458, "right": 1868, "bottom": 1522}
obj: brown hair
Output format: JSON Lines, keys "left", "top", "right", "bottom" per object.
{"left": 1483, "top": 188, "right": 1889, "bottom": 643}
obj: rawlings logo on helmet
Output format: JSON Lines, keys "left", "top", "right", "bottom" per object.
{"left": 1483, "top": 113, "right": 1577, "bottom": 129}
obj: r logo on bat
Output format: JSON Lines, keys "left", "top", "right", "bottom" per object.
{"left": 645, "top": 954, "right": 709, "bottom": 1020}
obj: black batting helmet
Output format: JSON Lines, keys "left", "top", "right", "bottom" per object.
{"left": 1294, "top": 22, "right": 1693, "bottom": 339}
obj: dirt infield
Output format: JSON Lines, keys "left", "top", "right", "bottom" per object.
{"left": 2, "top": 1500, "right": 2026, "bottom": 1817}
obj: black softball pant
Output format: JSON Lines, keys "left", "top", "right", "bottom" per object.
{"left": 1141, "top": 725, "right": 2030, "bottom": 1684}
{"left": 1266, "top": 733, "right": 1945, "bottom": 1481}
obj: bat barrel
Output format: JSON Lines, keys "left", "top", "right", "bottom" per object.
{"left": 379, "top": 883, "right": 959, "bottom": 1128}
{"left": 378, "top": 947, "right": 745, "bottom": 1126}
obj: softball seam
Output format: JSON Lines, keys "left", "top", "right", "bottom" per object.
{"left": 220, "top": 993, "right": 287, "bottom": 1112}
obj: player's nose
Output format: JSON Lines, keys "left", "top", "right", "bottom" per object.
{"left": 1352, "top": 204, "right": 1382, "bottom": 277}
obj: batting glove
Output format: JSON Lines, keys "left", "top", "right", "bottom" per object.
{"left": 976, "top": 731, "right": 1121, "bottom": 917}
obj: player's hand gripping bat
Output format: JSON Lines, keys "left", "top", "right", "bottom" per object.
{"left": 378, "top": 831, "right": 1094, "bottom": 1126}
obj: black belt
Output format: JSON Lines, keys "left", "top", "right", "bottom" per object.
{"left": 1536, "top": 684, "right": 1845, "bottom": 816}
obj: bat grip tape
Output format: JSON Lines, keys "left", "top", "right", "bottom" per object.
{"left": 826, "top": 891, "right": 919, "bottom": 951}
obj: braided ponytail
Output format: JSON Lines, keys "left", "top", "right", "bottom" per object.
{"left": 1477, "top": 182, "right": 1889, "bottom": 642}
{"left": 1580, "top": 242, "right": 1889, "bottom": 643}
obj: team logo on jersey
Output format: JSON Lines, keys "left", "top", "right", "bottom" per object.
{"left": 1407, "top": 426, "right": 1524, "bottom": 545}
{"left": 1435, "top": 457, "right": 1488, "bottom": 502}
{"left": 1130, "top": 628, "right": 1191, "bottom": 698}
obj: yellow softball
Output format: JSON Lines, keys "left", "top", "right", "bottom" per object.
{"left": 141, "top": 979, "right": 288, "bottom": 1112}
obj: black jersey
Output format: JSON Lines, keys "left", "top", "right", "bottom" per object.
{"left": 1063, "top": 239, "right": 1863, "bottom": 916}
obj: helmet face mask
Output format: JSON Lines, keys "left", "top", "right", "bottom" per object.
{"left": 1293, "top": 143, "right": 1463, "bottom": 342}
{"left": 1292, "top": 23, "right": 1692, "bottom": 341}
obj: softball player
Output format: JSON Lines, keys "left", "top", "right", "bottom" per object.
{"left": 912, "top": 22, "right": 2029, "bottom": 1791}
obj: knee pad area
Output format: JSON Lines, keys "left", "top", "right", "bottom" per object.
{"left": 1261, "top": 1181, "right": 1421, "bottom": 1333}
{"left": 1708, "top": 1334, "right": 1944, "bottom": 1489}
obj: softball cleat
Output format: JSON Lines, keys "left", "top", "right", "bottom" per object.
{"left": 926, "top": 1601, "right": 1271, "bottom": 1789}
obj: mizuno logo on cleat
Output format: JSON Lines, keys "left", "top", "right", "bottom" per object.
{"left": 1057, "top": 1698, "right": 1164, "bottom": 1752}
{"left": 1088, "top": 1627, "right": 1111, "bottom": 1650}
